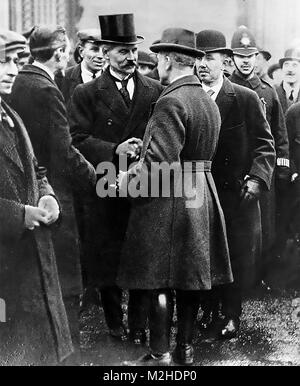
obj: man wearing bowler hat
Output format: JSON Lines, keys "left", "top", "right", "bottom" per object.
{"left": 69, "top": 14, "right": 164, "bottom": 343}
{"left": 0, "top": 29, "right": 73, "bottom": 365}
{"left": 118, "top": 27, "right": 233, "bottom": 366}
{"left": 195, "top": 30, "right": 275, "bottom": 339}
{"left": 230, "top": 26, "right": 290, "bottom": 291}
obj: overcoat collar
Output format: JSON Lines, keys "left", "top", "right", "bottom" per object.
{"left": 95, "top": 67, "right": 156, "bottom": 140}
{"left": 70, "top": 64, "right": 83, "bottom": 82}
{"left": 160, "top": 75, "right": 201, "bottom": 98}
{"left": 230, "top": 70, "right": 261, "bottom": 89}
{"left": 215, "top": 77, "right": 236, "bottom": 124}
{"left": 20, "top": 64, "right": 58, "bottom": 88}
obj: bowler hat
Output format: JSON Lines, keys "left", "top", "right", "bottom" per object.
{"left": 267, "top": 63, "right": 281, "bottom": 80}
{"left": 279, "top": 48, "right": 300, "bottom": 67}
{"left": 258, "top": 48, "right": 272, "bottom": 61}
{"left": 231, "top": 26, "right": 258, "bottom": 56}
{"left": 29, "top": 26, "right": 67, "bottom": 54}
{"left": 0, "top": 29, "right": 26, "bottom": 55}
{"left": 196, "top": 30, "right": 232, "bottom": 56}
{"left": 77, "top": 29, "right": 102, "bottom": 44}
{"left": 150, "top": 28, "right": 204, "bottom": 58}
{"left": 138, "top": 51, "right": 157, "bottom": 68}
{"left": 98, "top": 14, "right": 144, "bottom": 45}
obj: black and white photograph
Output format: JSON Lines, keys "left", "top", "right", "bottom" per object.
{"left": 0, "top": 0, "right": 300, "bottom": 370}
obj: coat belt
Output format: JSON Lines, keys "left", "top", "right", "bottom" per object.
{"left": 182, "top": 160, "right": 212, "bottom": 172}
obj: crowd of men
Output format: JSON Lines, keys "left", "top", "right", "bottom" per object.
{"left": 1, "top": 12, "right": 300, "bottom": 366}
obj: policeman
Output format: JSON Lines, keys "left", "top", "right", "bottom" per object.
{"left": 229, "top": 26, "right": 290, "bottom": 289}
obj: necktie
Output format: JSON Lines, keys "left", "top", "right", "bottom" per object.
{"left": 0, "top": 105, "right": 14, "bottom": 128}
{"left": 119, "top": 78, "right": 132, "bottom": 108}
{"left": 289, "top": 90, "right": 294, "bottom": 102}
{"left": 207, "top": 89, "right": 215, "bottom": 98}
{"left": 92, "top": 71, "right": 97, "bottom": 79}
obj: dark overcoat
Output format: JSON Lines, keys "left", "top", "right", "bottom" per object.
{"left": 10, "top": 65, "right": 96, "bottom": 298}
{"left": 230, "top": 71, "right": 289, "bottom": 252}
{"left": 68, "top": 67, "right": 164, "bottom": 287}
{"left": 56, "top": 64, "right": 83, "bottom": 107}
{"left": 117, "top": 75, "right": 233, "bottom": 290}
{"left": 0, "top": 102, "right": 73, "bottom": 365}
{"left": 212, "top": 77, "right": 276, "bottom": 287}
{"left": 275, "top": 82, "right": 300, "bottom": 114}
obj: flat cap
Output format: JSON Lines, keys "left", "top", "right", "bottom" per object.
{"left": 138, "top": 51, "right": 157, "bottom": 67}
{"left": 77, "top": 29, "right": 102, "bottom": 44}
{"left": 0, "top": 29, "right": 27, "bottom": 55}
{"left": 29, "top": 26, "right": 67, "bottom": 53}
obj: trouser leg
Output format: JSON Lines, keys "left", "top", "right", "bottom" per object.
{"left": 128, "top": 289, "right": 150, "bottom": 332}
{"left": 100, "top": 286, "right": 123, "bottom": 329}
{"left": 149, "top": 289, "right": 174, "bottom": 354}
{"left": 221, "top": 283, "right": 242, "bottom": 321}
{"left": 62, "top": 295, "right": 81, "bottom": 365}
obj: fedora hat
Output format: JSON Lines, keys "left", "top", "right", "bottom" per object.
{"left": 150, "top": 28, "right": 204, "bottom": 58}
{"left": 279, "top": 48, "right": 300, "bottom": 67}
{"left": 196, "top": 30, "right": 232, "bottom": 56}
{"left": 98, "top": 13, "right": 144, "bottom": 45}
{"left": 231, "top": 26, "right": 258, "bottom": 56}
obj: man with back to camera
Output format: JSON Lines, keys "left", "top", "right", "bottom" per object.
{"left": 195, "top": 29, "right": 275, "bottom": 339}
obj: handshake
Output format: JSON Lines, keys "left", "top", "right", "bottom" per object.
{"left": 25, "top": 195, "right": 60, "bottom": 231}
{"left": 115, "top": 137, "right": 143, "bottom": 161}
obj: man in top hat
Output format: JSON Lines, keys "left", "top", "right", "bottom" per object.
{"left": 58, "top": 29, "right": 106, "bottom": 107}
{"left": 118, "top": 27, "right": 233, "bottom": 366}
{"left": 69, "top": 14, "right": 164, "bottom": 343}
{"left": 195, "top": 30, "right": 275, "bottom": 338}
{"left": 229, "top": 25, "right": 290, "bottom": 291}
{"left": 255, "top": 48, "right": 272, "bottom": 83}
{"left": 137, "top": 50, "right": 157, "bottom": 76}
{"left": 276, "top": 48, "right": 300, "bottom": 114}
{"left": 9, "top": 26, "right": 96, "bottom": 364}
{"left": 0, "top": 29, "right": 73, "bottom": 365}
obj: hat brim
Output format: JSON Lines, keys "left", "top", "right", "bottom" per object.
{"left": 150, "top": 43, "right": 204, "bottom": 58}
{"left": 232, "top": 48, "right": 258, "bottom": 56}
{"left": 200, "top": 47, "right": 233, "bottom": 56}
{"left": 279, "top": 57, "right": 300, "bottom": 67}
{"left": 0, "top": 43, "right": 26, "bottom": 54}
{"left": 100, "top": 35, "right": 144, "bottom": 45}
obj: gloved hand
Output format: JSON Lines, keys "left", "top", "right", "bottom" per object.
{"left": 38, "top": 195, "right": 60, "bottom": 225}
{"left": 25, "top": 205, "right": 49, "bottom": 230}
{"left": 240, "top": 178, "right": 262, "bottom": 204}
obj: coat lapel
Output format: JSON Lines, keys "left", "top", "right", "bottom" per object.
{"left": 0, "top": 119, "right": 24, "bottom": 173}
{"left": 215, "top": 78, "right": 236, "bottom": 124}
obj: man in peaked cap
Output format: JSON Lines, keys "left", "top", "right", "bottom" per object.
{"left": 118, "top": 27, "right": 233, "bottom": 366}
{"left": 0, "top": 29, "right": 73, "bottom": 365}
{"left": 137, "top": 50, "right": 157, "bottom": 76}
{"left": 195, "top": 29, "right": 275, "bottom": 339}
{"left": 230, "top": 25, "right": 290, "bottom": 292}
{"left": 69, "top": 14, "right": 164, "bottom": 344}
{"left": 10, "top": 25, "right": 96, "bottom": 364}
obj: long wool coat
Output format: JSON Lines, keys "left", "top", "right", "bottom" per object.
{"left": 212, "top": 77, "right": 276, "bottom": 288}
{"left": 0, "top": 102, "right": 73, "bottom": 365}
{"left": 68, "top": 68, "right": 164, "bottom": 287}
{"left": 230, "top": 71, "right": 289, "bottom": 253}
{"left": 10, "top": 65, "right": 96, "bottom": 298}
{"left": 117, "top": 75, "right": 233, "bottom": 291}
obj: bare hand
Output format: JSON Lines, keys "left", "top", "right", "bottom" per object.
{"left": 38, "top": 195, "right": 60, "bottom": 225}
{"left": 25, "top": 206, "right": 49, "bottom": 230}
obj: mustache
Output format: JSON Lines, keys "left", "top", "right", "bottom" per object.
{"left": 125, "top": 60, "right": 138, "bottom": 67}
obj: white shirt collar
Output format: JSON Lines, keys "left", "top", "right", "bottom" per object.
{"left": 283, "top": 81, "right": 300, "bottom": 101}
{"left": 81, "top": 62, "right": 102, "bottom": 83}
{"left": 109, "top": 67, "right": 135, "bottom": 100}
{"left": 32, "top": 61, "right": 55, "bottom": 81}
{"left": 202, "top": 74, "right": 224, "bottom": 101}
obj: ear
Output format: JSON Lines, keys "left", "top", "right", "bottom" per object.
{"left": 102, "top": 46, "right": 110, "bottom": 60}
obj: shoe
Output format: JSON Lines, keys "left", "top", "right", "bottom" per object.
{"left": 129, "top": 329, "right": 147, "bottom": 345}
{"left": 219, "top": 318, "right": 239, "bottom": 340}
{"left": 173, "top": 344, "right": 194, "bottom": 366}
{"left": 122, "top": 352, "right": 172, "bottom": 366}
{"left": 109, "top": 326, "right": 128, "bottom": 341}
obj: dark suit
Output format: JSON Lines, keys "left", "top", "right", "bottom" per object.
{"left": 69, "top": 67, "right": 164, "bottom": 333}
{"left": 10, "top": 64, "right": 96, "bottom": 359}
{"left": 230, "top": 71, "right": 289, "bottom": 281}
{"left": 207, "top": 78, "right": 275, "bottom": 320}
{"left": 275, "top": 82, "right": 300, "bottom": 114}
{"left": 58, "top": 64, "right": 83, "bottom": 107}
{"left": 0, "top": 101, "right": 73, "bottom": 365}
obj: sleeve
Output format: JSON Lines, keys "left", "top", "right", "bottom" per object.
{"left": 68, "top": 84, "right": 118, "bottom": 166}
{"left": 0, "top": 198, "right": 25, "bottom": 240}
{"left": 43, "top": 86, "right": 96, "bottom": 193}
{"left": 246, "top": 91, "right": 276, "bottom": 190}
{"left": 286, "top": 105, "right": 300, "bottom": 174}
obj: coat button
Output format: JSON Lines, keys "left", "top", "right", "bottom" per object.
{"left": 107, "top": 119, "right": 113, "bottom": 126}
{"left": 224, "top": 157, "right": 229, "bottom": 166}
{"left": 224, "top": 182, "right": 229, "bottom": 189}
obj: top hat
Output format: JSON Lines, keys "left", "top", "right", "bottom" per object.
{"left": 0, "top": 29, "right": 26, "bottom": 55}
{"left": 29, "top": 26, "right": 67, "bottom": 53}
{"left": 258, "top": 48, "right": 272, "bottom": 61}
{"left": 138, "top": 51, "right": 157, "bottom": 68}
{"left": 279, "top": 48, "right": 300, "bottom": 67}
{"left": 98, "top": 13, "right": 144, "bottom": 45}
{"left": 150, "top": 28, "right": 204, "bottom": 58}
{"left": 231, "top": 26, "right": 258, "bottom": 56}
{"left": 77, "top": 29, "right": 102, "bottom": 44}
{"left": 196, "top": 30, "right": 232, "bottom": 56}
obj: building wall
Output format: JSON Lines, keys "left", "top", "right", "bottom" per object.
{"left": 0, "top": 0, "right": 10, "bottom": 29}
